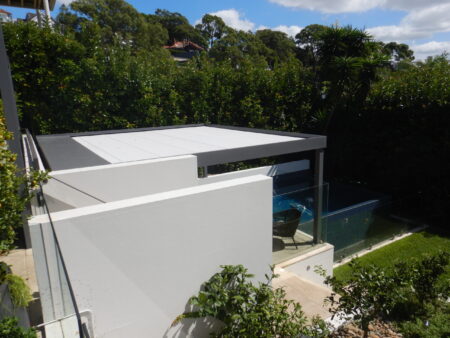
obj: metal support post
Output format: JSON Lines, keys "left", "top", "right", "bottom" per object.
{"left": 43, "top": 0, "right": 51, "bottom": 22}
{"left": 313, "top": 149, "right": 324, "bottom": 244}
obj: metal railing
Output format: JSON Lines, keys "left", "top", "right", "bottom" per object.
{"left": 23, "top": 131, "right": 90, "bottom": 337}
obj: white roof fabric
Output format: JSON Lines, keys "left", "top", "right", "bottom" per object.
{"left": 73, "top": 126, "right": 301, "bottom": 164}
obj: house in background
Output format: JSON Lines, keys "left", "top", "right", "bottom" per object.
{"left": 0, "top": 8, "right": 12, "bottom": 23}
{"left": 23, "top": 124, "right": 332, "bottom": 337}
{"left": 164, "top": 39, "right": 204, "bottom": 62}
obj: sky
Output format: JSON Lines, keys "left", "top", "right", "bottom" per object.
{"left": 4, "top": 0, "right": 450, "bottom": 60}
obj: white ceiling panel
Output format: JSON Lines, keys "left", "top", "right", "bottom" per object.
{"left": 73, "top": 126, "right": 302, "bottom": 164}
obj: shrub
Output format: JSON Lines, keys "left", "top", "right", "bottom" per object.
{"left": 4, "top": 274, "right": 33, "bottom": 308}
{"left": 397, "top": 302, "right": 450, "bottom": 338}
{"left": 176, "top": 265, "right": 329, "bottom": 337}
{"left": 326, "top": 252, "right": 450, "bottom": 337}
{"left": 0, "top": 105, "right": 47, "bottom": 254}
{"left": 325, "top": 260, "right": 405, "bottom": 337}
{"left": 0, "top": 317, "right": 36, "bottom": 338}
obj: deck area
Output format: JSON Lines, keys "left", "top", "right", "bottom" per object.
{"left": 272, "top": 231, "right": 317, "bottom": 264}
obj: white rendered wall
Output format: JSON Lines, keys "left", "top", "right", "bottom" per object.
{"left": 49, "top": 155, "right": 198, "bottom": 203}
{"left": 29, "top": 175, "right": 272, "bottom": 338}
{"left": 199, "top": 160, "right": 310, "bottom": 185}
{"left": 279, "top": 244, "right": 334, "bottom": 286}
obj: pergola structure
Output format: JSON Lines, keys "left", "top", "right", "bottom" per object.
{"left": 0, "top": 0, "right": 55, "bottom": 18}
{"left": 35, "top": 124, "right": 327, "bottom": 244}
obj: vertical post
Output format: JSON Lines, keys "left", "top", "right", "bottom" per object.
{"left": 0, "top": 24, "right": 24, "bottom": 169}
{"left": 43, "top": 0, "right": 52, "bottom": 22}
{"left": 36, "top": 9, "right": 43, "bottom": 27}
{"left": 313, "top": 149, "right": 324, "bottom": 244}
{"left": 203, "top": 166, "right": 208, "bottom": 177}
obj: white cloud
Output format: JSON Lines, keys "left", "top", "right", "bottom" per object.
{"left": 367, "top": 3, "right": 450, "bottom": 42}
{"left": 205, "top": 9, "right": 255, "bottom": 31}
{"left": 56, "top": 0, "right": 74, "bottom": 5}
{"left": 411, "top": 41, "right": 450, "bottom": 60}
{"left": 268, "top": 0, "right": 449, "bottom": 14}
{"left": 197, "top": 10, "right": 302, "bottom": 37}
{"left": 272, "top": 25, "right": 303, "bottom": 37}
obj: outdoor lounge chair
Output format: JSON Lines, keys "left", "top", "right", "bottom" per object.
{"left": 273, "top": 208, "right": 302, "bottom": 249}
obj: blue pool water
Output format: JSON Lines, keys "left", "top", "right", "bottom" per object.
{"left": 273, "top": 177, "right": 411, "bottom": 260}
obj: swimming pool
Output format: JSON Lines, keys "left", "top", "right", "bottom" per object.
{"left": 273, "top": 178, "right": 413, "bottom": 260}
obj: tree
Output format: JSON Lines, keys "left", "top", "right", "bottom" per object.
{"left": 305, "top": 25, "right": 388, "bottom": 132}
{"left": 295, "top": 24, "right": 327, "bottom": 68}
{"left": 382, "top": 41, "right": 414, "bottom": 62}
{"left": 153, "top": 9, "right": 206, "bottom": 47}
{"left": 209, "top": 30, "right": 269, "bottom": 64}
{"left": 196, "top": 14, "right": 228, "bottom": 48}
{"left": 57, "top": 0, "right": 168, "bottom": 50}
{"left": 255, "top": 29, "right": 297, "bottom": 67}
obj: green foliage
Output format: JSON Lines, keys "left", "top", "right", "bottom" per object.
{"left": 397, "top": 302, "right": 450, "bottom": 338}
{"left": 4, "top": 274, "right": 33, "bottom": 308}
{"left": 0, "top": 261, "right": 9, "bottom": 283}
{"left": 335, "top": 56, "right": 450, "bottom": 226}
{"left": 0, "top": 317, "right": 36, "bottom": 338}
{"left": 58, "top": 0, "right": 168, "bottom": 50}
{"left": 196, "top": 14, "right": 228, "bottom": 49}
{"left": 0, "top": 105, "right": 48, "bottom": 253}
{"left": 326, "top": 251, "right": 450, "bottom": 337}
{"left": 255, "top": 29, "right": 296, "bottom": 67}
{"left": 153, "top": 9, "right": 206, "bottom": 47}
{"left": 325, "top": 260, "right": 404, "bottom": 336}
{"left": 176, "top": 265, "right": 328, "bottom": 337}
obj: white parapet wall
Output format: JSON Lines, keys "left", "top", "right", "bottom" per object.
{"left": 277, "top": 244, "right": 334, "bottom": 286}
{"left": 29, "top": 175, "right": 273, "bottom": 338}
{"left": 44, "top": 155, "right": 199, "bottom": 206}
{"left": 198, "top": 159, "right": 310, "bottom": 185}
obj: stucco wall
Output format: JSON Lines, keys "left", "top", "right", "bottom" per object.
{"left": 281, "top": 244, "right": 334, "bottom": 286}
{"left": 29, "top": 175, "right": 272, "bottom": 338}
{"left": 48, "top": 155, "right": 199, "bottom": 203}
{"left": 198, "top": 159, "right": 309, "bottom": 185}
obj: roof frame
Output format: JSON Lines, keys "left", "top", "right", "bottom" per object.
{"left": 35, "top": 124, "right": 326, "bottom": 171}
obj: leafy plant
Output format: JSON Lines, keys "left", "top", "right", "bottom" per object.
{"left": 0, "top": 317, "right": 36, "bottom": 338}
{"left": 397, "top": 302, "right": 450, "bottom": 338}
{"left": 0, "top": 106, "right": 48, "bottom": 254}
{"left": 326, "top": 252, "right": 450, "bottom": 337}
{"left": 175, "top": 265, "right": 328, "bottom": 337}
{"left": 325, "top": 260, "right": 404, "bottom": 337}
{"left": 4, "top": 274, "right": 33, "bottom": 308}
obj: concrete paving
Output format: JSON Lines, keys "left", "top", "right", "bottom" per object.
{"left": 272, "top": 267, "right": 334, "bottom": 320}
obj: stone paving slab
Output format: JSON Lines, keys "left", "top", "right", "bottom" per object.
{"left": 273, "top": 267, "right": 334, "bottom": 320}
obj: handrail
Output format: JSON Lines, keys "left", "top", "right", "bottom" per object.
{"left": 24, "top": 131, "right": 87, "bottom": 337}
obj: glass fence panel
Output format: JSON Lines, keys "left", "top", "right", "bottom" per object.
{"left": 331, "top": 201, "right": 416, "bottom": 262}
{"left": 273, "top": 180, "right": 417, "bottom": 263}
{"left": 272, "top": 184, "right": 329, "bottom": 264}
{"left": 24, "top": 133, "right": 85, "bottom": 337}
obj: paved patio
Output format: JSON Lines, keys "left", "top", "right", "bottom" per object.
{"left": 272, "top": 230, "right": 316, "bottom": 264}
{"left": 272, "top": 267, "right": 333, "bottom": 320}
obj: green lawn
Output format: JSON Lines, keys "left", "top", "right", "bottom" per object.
{"left": 333, "top": 228, "right": 450, "bottom": 281}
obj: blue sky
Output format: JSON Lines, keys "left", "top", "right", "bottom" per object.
{"left": 4, "top": 0, "right": 450, "bottom": 60}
